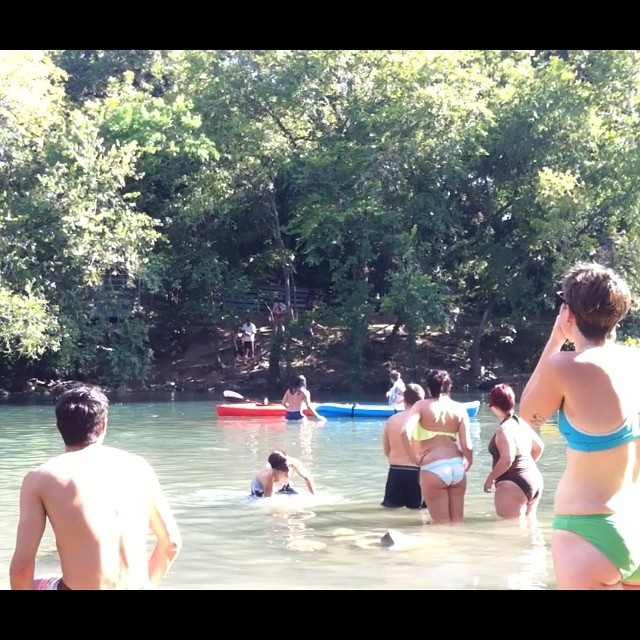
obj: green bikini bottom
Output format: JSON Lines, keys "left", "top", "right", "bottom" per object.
{"left": 553, "top": 513, "right": 640, "bottom": 582}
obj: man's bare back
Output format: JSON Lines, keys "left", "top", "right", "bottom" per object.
{"left": 382, "top": 411, "right": 419, "bottom": 466}
{"left": 10, "top": 385, "right": 181, "bottom": 590}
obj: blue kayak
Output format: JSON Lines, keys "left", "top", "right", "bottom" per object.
{"left": 315, "top": 400, "right": 480, "bottom": 419}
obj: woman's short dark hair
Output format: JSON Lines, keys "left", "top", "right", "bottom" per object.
{"left": 55, "top": 385, "right": 109, "bottom": 446}
{"left": 560, "top": 262, "right": 632, "bottom": 340}
{"left": 426, "top": 370, "right": 452, "bottom": 398}
{"left": 488, "top": 383, "right": 516, "bottom": 413}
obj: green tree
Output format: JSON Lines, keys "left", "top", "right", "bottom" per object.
{"left": 0, "top": 51, "right": 162, "bottom": 386}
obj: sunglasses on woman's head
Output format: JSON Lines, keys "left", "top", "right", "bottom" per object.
{"left": 556, "top": 291, "right": 567, "bottom": 306}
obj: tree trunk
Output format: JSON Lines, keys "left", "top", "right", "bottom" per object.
{"left": 208, "top": 323, "right": 224, "bottom": 371}
{"left": 387, "top": 318, "right": 402, "bottom": 351}
{"left": 265, "top": 190, "right": 295, "bottom": 322}
{"left": 471, "top": 303, "right": 493, "bottom": 378}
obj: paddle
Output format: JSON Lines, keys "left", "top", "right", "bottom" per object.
{"left": 223, "top": 390, "right": 267, "bottom": 404}
{"left": 223, "top": 390, "right": 245, "bottom": 401}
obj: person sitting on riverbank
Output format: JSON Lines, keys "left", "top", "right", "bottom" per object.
{"left": 281, "top": 374, "right": 326, "bottom": 422}
{"left": 250, "top": 450, "right": 316, "bottom": 497}
{"left": 381, "top": 382, "right": 426, "bottom": 510}
{"left": 9, "top": 385, "right": 182, "bottom": 590}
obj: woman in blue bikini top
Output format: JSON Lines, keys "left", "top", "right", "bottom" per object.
{"left": 520, "top": 261, "right": 640, "bottom": 590}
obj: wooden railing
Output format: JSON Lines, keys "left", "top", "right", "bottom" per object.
{"left": 96, "top": 275, "right": 325, "bottom": 321}
{"left": 221, "top": 285, "right": 324, "bottom": 316}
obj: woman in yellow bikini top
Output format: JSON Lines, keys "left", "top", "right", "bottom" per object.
{"left": 408, "top": 388, "right": 467, "bottom": 448}
{"left": 412, "top": 422, "right": 458, "bottom": 442}
{"left": 400, "top": 369, "right": 473, "bottom": 523}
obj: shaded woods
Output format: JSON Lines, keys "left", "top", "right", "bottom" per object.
{"left": 3, "top": 50, "right": 640, "bottom": 395}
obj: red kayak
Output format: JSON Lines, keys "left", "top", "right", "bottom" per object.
{"left": 216, "top": 402, "right": 314, "bottom": 418}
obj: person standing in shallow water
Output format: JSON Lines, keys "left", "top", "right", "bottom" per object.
{"left": 520, "top": 261, "right": 640, "bottom": 590}
{"left": 484, "top": 383, "right": 544, "bottom": 519}
{"left": 400, "top": 369, "right": 473, "bottom": 523}
{"left": 381, "top": 383, "right": 427, "bottom": 510}
{"left": 281, "top": 374, "right": 326, "bottom": 422}
{"left": 386, "top": 369, "right": 405, "bottom": 405}
{"left": 10, "top": 385, "right": 182, "bottom": 590}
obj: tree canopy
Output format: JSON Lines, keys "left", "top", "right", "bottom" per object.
{"left": 2, "top": 50, "right": 640, "bottom": 391}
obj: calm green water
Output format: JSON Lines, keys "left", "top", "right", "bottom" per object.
{"left": 0, "top": 393, "right": 564, "bottom": 590}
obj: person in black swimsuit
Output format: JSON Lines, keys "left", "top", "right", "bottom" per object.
{"left": 483, "top": 383, "right": 545, "bottom": 519}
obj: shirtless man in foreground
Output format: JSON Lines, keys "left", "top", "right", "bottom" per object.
{"left": 10, "top": 385, "right": 182, "bottom": 590}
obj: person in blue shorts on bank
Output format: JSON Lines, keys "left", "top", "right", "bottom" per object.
{"left": 521, "top": 261, "right": 640, "bottom": 590}
{"left": 281, "top": 375, "right": 326, "bottom": 422}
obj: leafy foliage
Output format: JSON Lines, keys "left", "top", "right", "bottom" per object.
{"left": 3, "top": 50, "right": 640, "bottom": 389}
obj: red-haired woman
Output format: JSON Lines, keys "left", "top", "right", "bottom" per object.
{"left": 484, "top": 383, "right": 545, "bottom": 519}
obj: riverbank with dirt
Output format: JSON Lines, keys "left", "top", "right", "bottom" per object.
{"left": 0, "top": 319, "right": 536, "bottom": 401}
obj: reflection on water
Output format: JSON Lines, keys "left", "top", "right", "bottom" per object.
{"left": 0, "top": 396, "right": 563, "bottom": 589}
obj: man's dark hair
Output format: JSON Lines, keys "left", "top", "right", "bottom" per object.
{"left": 55, "top": 385, "right": 109, "bottom": 446}
{"left": 268, "top": 450, "right": 289, "bottom": 472}
{"left": 288, "top": 375, "right": 307, "bottom": 393}
{"left": 403, "top": 383, "right": 425, "bottom": 406}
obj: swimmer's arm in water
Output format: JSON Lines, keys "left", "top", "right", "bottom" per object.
{"left": 302, "top": 389, "right": 326, "bottom": 423}
{"left": 289, "top": 457, "right": 316, "bottom": 495}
